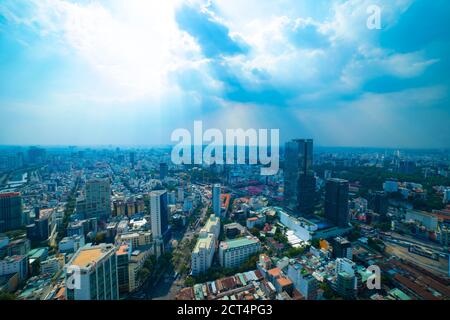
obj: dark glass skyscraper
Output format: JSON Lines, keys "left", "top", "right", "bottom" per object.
{"left": 150, "top": 190, "right": 169, "bottom": 257}
{"left": 130, "top": 151, "right": 136, "bottom": 167}
{"left": 160, "top": 163, "right": 168, "bottom": 180}
{"left": 284, "top": 139, "right": 316, "bottom": 215}
{"left": 0, "top": 192, "right": 23, "bottom": 232}
{"left": 150, "top": 190, "right": 169, "bottom": 238}
{"left": 325, "top": 178, "right": 350, "bottom": 228}
{"left": 369, "top": 191, "right": 388, "bottom": 219}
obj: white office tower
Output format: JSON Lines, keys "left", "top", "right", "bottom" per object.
{"left": 201, "top": 214, "right": 221, "bottom": 240}
{"left": 64, "top": 244, "right": 118, "bottom": 300}
{"left": 150, "top": 190, "right": 168, "bottom": 257}
{"left": 191, "top": 233, "right": 215, "bottom": 275}
{"left": 212, "top": 184, "right": 221, "bottom": 217}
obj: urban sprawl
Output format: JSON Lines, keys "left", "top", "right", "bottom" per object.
{"left": 0, "top": 141, "right": 449, "bottom": 301}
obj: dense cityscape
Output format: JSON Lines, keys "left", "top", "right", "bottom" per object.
{"left": 0, "top": 142, "right": 449, "bottom": 301}
{"left": 1, "top": 0, "right": 450, "bottom": 313}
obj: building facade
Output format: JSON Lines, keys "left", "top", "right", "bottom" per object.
{"left": 218, "top": 237, "right": 260, "bottom": 269}
{"left": 325, "top": 178, "right": 350, "bottom": 228}
{"left": 77, "top": 179, "right": 111, "bottom": 221}
{"left": 0, "top": 192, "right": 23, "bottom": 233}
{"left": 65, "top": 244, "right": 118, "bottom": 300}
{"left": 212, "top": 184, "right": 221, "bottom": 217}
{"left": 191, "top": 233, "right": 215, "bottom": 275}
{"left": 284, "top": 139, "right": 316, "bottom": 215}
{"left": 150, "top": 190, "right": 169, "bottom": 257}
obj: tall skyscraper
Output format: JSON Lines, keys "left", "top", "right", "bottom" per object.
{"left": 150, "top": 190, "right": 169, "bottom": 256}
{"left": 159, "top": 163, "right": 168, "bottom": 180}
{"left": 284, "top": 139, "right": 316, "bottom": 215}
{"left": 212, "top": 184, "right": 221, "bottom": 217}
{"left": 369, "top": 191, "right": 388, "bottom": 218}
{"left": 129, "top": 151, "right": 136, "bottom": 167}
{"left": 77, "top": 179, "right": 111, "bottom": 221}
{"left": 325, "top": 178, "right": 350, "bottom": 228}
{"left": 0, "top": 192, "right": 23, "bottom": 233}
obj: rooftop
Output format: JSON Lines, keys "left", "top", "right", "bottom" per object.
{"left": 70, "top": 244, "right": 114, "bottom": 269}
{"left": 194, "top": 234, "right": 214, "bottom": 253}
{"left": 277, "top": 277, "right": 293, "bottom": 287}
{"left": 116, "top": 245, "right": 129, "bottom": 256}
{"left": 220, "top": 237, "right": 259, "bottom": 250}
{"left": 268, "top": 267, "right": 281, "bottom": 278}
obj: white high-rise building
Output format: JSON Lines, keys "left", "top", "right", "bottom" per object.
{"left": 212, "top": 184, "right": 221, "bottom": 217}
{"left": 191, "top": 233, "right": 215, "bottom": 276}
{"left": 150, "top": 190, "right": 168, "bottom": 238}
{"left": 64, "top": 244, "right": 118, "bottom": 300}
{"left": 191, "top": 215, "right": 220, "bottom": 275}
{"left": 150, "top": 190, "right": 168, "bottom": 257}
{"left": 201, "top": 214, "right": 221, "bottom": 240}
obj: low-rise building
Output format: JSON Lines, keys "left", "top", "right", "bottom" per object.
{"left": 287, "top": 263, "right": 318, "bottom": 300}
{"left": 0, "top": 255, "right": 28, "bottom": 282}
{"left": 118, "top": 231, "right": 152, "bottom": 250}
{"left": 128, "top": 249, "right": 153, "bottom": 292}
{"left": 41, "top": 256, "right": 63, "bottom": 275}
{"left": 59, "top": 235, "right": 85, "bottom": 254}
{"left": 219, "top": 237, "right": 261, "bottom": 269}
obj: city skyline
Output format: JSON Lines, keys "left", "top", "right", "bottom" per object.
{"left": 1, "top": 0, "right": 449, "bottom": 148}
{"left": 1, "top": 0, "right": 450, "bottom": 306}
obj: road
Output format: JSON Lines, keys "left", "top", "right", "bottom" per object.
{"left": 139, "top": 186, "right": 210, "bottom": 300}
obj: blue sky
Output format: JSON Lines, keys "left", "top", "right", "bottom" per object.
{"left": 0, "top": 0, "right": 449, "bottom": 148}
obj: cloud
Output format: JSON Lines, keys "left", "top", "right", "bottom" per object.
{"left": 0, "top": 0, "right": 449, "bottom": 147}
{"left": 175, "top": 2, "right": 249, "bottom": 58}
{"left": 1, "top": 0, "right": 202, "bottom": 101}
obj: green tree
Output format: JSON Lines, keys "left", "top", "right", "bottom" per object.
{"left": 310, "top": 238, "right": 321, "bottom": 249}
{"left": 138, "top": 268, "right": 150, "bottom": 282}
{"left": 284, "top": 246, "right": 308, "bottom": 258}
{"left": 0, "top": 290, "right": 16, "bottom": 300}
{"left": 185, "top": 276, "right": 195, "bottom": 287}
{"left": 319, "top": 282, "right": 337, "bottom": 300}
{"left": 94, "top": 232, "right": 106, "bottom": 244}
